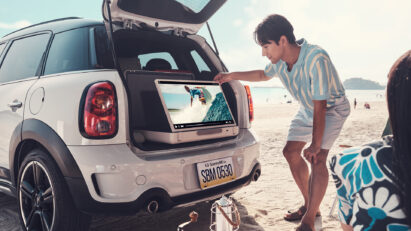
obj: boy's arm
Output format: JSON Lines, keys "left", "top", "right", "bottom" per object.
{"left": 304, "top": 100, "right": 327, "bottom": 164}
{"left": 304, "top": 54, "right": 333, "bottom": 163}
{"left": 214, "top": 70, "right": 271, "bottom": 83}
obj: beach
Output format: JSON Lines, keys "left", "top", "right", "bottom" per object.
{"left": 0, "top": 101, "right": 389, "bottom": 231}
{"left": 233, "top": 100, "right": 389, "bottom": 230}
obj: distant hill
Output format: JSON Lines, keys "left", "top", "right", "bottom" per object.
{"left": 343, "top": 78, "right": 385, "bottom": 90}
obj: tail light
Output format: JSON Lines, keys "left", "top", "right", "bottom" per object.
{"left": 81, "top": 81, "right": 117, "bottom": 138}
{"left": 244, "top": 85, "right": 254, "bottom": 123}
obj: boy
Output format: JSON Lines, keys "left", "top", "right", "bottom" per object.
{"left": 214, "top": 14, "right": 350, "bottom": 231}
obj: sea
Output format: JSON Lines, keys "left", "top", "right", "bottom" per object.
{"left": 249, "top": 87, "right": 386, "bottom": 106}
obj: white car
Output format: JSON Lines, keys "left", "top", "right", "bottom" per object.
{"left": 0, "top": 0, "right": 260, "bottom": 230}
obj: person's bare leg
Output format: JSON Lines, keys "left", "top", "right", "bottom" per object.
{"left": 282, "top": 141, "right": 309, "bottom": 207}
{"left": 341, "top": 223, "right": 353, "bottom": 231}
{"left": 308, "top": 172, "right": 312, "bottom": 209}
{"left": 301, "top": 149, "right": 330, "bottom": 229}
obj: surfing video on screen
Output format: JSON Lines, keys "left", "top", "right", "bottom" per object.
{"left": 157, "top": 81, "right": 234, "bottom": 129}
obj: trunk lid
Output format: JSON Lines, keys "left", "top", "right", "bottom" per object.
{"left": 102, "top": 0, "right": 226, "bottom": 34}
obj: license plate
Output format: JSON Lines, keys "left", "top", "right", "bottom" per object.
{"left": 196, "top": 157, "right": 236, "bottom": 189}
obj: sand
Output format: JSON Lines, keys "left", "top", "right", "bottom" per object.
{"left": 0, "top": 101, "right": 389, "bottom": 231}
{"left": 233, "top": 101, "right": 389, "bottom": 231}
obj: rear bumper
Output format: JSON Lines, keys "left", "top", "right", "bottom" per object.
{"left": 66, "top": 129, "right": 260, "bottom": 215}
{"left": 66, "top": 162, "right": 260, "bottom": 215}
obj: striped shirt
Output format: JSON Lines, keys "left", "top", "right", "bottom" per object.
{"left": 264, "top": 38, "right": 345, "bottom": 118}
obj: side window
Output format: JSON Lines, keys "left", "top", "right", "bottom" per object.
{"left": 0, "top": 34, "right": 50, "bottom": 83}
{"left": 190, "top": 50, "right": 211, "bottom": 72}
{"left": 44, "top": 27, "right": 91, "bottom": 75}
{"left": 139, "top": 52, "right": 178, "bottom": 70}
{"left": 90, "top": 26, "right": 114, "bottom": 69}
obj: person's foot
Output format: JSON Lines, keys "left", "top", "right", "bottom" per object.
{"left": 284, "top": 206, "right": 321, "bottom": 221}
{"left": 295, "top": 222, "right": 314, "bottom": 231}
{"left": 284, "top": 206, "right": 306, "bottom": 221}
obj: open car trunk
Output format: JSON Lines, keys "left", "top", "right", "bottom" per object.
{"left": 103, "top": 0, "right": 227, "bottom": 34}
{"left": 113, "top": 30, "right": 238, "bottom": 151}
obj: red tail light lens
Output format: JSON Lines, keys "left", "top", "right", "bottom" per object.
{"left": 244, "top": 85, "right": 254, "bottom": 123}
{"left": 82, "top": 82, "right": 117, "bottom": 138}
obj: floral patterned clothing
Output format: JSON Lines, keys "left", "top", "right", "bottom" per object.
{"left": 330, "top": 136, "right": 410, "bottom": 230}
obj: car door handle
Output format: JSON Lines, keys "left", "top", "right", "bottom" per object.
{"left": 7, "top": 100, "right": 23, "bottom": 109}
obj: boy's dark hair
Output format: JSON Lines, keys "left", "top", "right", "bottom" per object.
{"left": 254, "top": 14, "right": 296, "bottom": 45}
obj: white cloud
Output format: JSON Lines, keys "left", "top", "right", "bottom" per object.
{"left": 226, "top": 0, "right": 411, "bottom": 84}
{"left": 233, "top": 19, "right": 243, "bottom": 27}
{"left": 0, "top": 20, "right": 32, "bottom": 30}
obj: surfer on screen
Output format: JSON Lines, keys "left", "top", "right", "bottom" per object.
{"left": 184, "top": 86, "right": 207, "bottom": 106}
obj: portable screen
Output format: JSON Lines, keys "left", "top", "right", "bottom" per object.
{"left": 155, "top": 79, "right": 236, "bottom": 132}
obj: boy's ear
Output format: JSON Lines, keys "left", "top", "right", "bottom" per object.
{"left": 280, "top": 35, "right": 288, "bottom": 46}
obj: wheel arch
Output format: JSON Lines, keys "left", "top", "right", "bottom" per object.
{"left": 9, "top": 118, "right": 83, "bottom": 185}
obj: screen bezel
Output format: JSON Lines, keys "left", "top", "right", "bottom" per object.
{"left": 154, "top": 79, "right": 237, "bottom": 132}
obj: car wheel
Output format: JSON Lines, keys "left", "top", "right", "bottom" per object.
{"left": 17, "top": 149, "right": 90, "bottom": 231}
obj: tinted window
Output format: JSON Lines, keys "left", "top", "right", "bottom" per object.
{"left": 91, "top": 26, "right": 114, "bottom": 69}
{"left": 0, "top": 34, "right": 50, "bottom": 83}
{"left": 44, "top": 28, "right": 91, "bottom": 75}
{"left": 174, "top": 0, "right": 210, "bottom": 13}
{"left": 0, "top": 43, "right": 6, "bottom": 56}
{"left": 139, "top": 52, "right": 178, "bottom": 70}
{"left": 191, "top": 50, "right": 210, "bottom": 72}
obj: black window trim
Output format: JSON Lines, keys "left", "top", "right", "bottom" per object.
{"left": 0, "top": 31, "right": 53, "bottom": 85}
{"left": 0, "top": 41, "right": 10, "bottom": 70}
{"left": 0, "top": 42, "right": 7, "bottom": 57}
{"left": 89, "top": 25, "right": 116, "bottom": 71}
{"left": 89, "top": 27, "right": 98, "bottom": 68}
{"left": 0, "top": 42, "right": 11, "bottom": 72}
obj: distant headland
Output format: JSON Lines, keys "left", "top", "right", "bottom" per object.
{"left": 343, "top": 78, "right": 385, "bottom": 90}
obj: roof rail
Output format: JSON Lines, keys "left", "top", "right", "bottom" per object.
{"left": 2, "top": 17, "right": 82, "bottom": 38}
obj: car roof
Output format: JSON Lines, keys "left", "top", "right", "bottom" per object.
{"left": 1, "top": 17, "right": 104, "bottom": 42}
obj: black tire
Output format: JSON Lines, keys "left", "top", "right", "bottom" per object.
{"left": 16, "top": 149, "right": 91, "bottom": 231}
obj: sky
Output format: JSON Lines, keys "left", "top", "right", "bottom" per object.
{"left": 1, "top": 0, "right": 410, "bottom": 87}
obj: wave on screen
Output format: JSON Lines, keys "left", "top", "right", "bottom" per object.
{"left": 170, "top": 99, "right": 211, "bottom": 124}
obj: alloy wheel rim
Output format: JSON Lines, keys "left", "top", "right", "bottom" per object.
{"left": 19, "top": 161, "right": 55, "bottom": 231}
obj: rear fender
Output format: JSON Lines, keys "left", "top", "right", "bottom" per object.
{"left": 9, "top": 119, "right": 83, "bottom": 185}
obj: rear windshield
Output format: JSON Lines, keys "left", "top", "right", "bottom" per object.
{"left": 115, "top": 30, "right": 216, "bottom": 78}
{"left": 117, "top": 0, "right": 224, "bottom": 24}
{"left": 139, "top": 52, "right": 178, "bottom": 70}
{"left": 174, "top": 0, "right": 210, "bottom": 13}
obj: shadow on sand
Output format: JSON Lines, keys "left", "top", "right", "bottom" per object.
{"left": 0, "top": 193, "right": 264, "bottom": 231}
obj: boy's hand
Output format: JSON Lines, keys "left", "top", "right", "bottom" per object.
{"left": 303, "top": 144, "right": 321, "bottom": 164}
{"left": 213, "top": 72, "right": 232, "bottom": 84}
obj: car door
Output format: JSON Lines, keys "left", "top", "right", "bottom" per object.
{"left": 0, "top": 33, "right": 51, "bottom": 173}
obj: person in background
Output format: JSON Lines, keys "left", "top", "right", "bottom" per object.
{"left": 354, "top": 98, "right": 357, "bottom": 109}
{"left": 330, "top": 50, "right": 411, "bottom": 230}
{"left": 214, "top": 14, "right": 350, "bottom": 231}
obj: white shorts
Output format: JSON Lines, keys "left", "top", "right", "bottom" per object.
{"left": 287, "top": 97, "right": 350, "bottom": 150}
